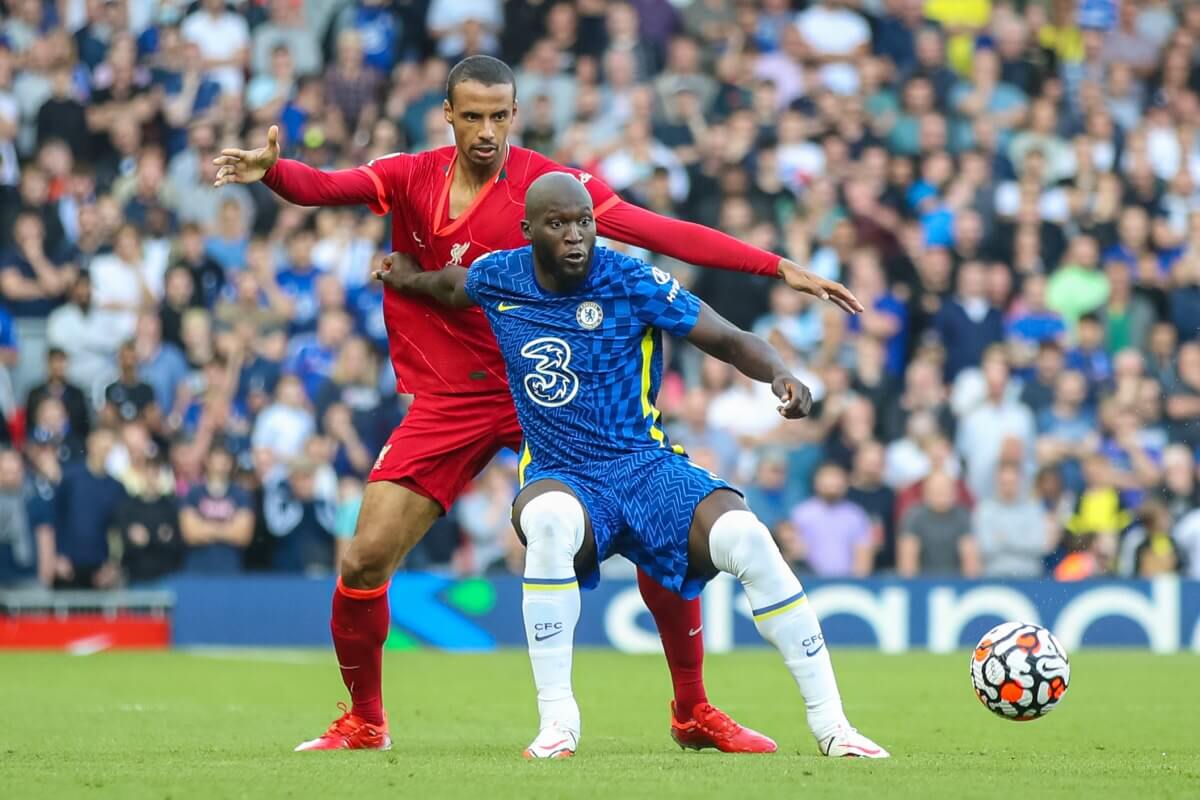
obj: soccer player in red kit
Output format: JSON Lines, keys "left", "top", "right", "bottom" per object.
{"left": 213, "top": 56, "right": 861, "bottom": 754}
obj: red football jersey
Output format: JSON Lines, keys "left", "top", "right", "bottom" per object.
{"left": 358, "top": 145, "right": 618, "bottom": 395}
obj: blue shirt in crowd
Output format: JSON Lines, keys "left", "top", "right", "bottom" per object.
{"left": 55, "top": 465, "right": 126, "bottom": 569}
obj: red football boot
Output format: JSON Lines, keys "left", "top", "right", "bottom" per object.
{"left": 669, "top": 702, "right": 778, "bottom": 754}
{"left": 294, "top": 703, "right": 392, "bottom": 751}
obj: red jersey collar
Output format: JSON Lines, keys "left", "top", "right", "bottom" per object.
{"left": 434, "top": 142, "right": 511, "bottom": 237}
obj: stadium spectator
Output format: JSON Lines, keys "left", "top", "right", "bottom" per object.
{"left": 742, "top": 449, "right": 795, "bottom": 538}
{"left": 1006, "top": 275, "right": 1066, "bottom": 355}
{"left": 314, "top": 336, "right": 394, "bottom": 478}
{"left": 1169, "top": 252, "right": 1200, "bottom": 341}
{"left": 453, "top": 460, "right": 517, "bottom": 576}
{"left": 1166, "top": 342, "right": 1200, "bottom": 451}
{"left": 1159, "top": 445, "right": 1199, "bottom": 525}
{"left": 795, "top": 0, "right": 871, "bottom": 96}
{"left": 1038, "top": 372, "right": 1092, "bottom": 481}
{"left": 1046, "top": 236, "right": 1109, "bottom": 326}
{"left": 52, "top": 428, "right": 126, "bottom": 588}
{"left": 956, "top": 348, "right": 1035, "bottom": 501}
{"left": 251, "top": 375, "right": 314, "bottom": 463}
{"left": 262, "top": 455, "right": 336, "bottom": 574}
{"left": 935, "top": 262, "right": 1005, "bottom": 381}
{"left": 1019, "top": 341, "right": 1065, "bottom": 416}
{"left": 787, "top": 462, "right": 874, "bottom": 577}
{"left": 1174, "top": 508, "right": 1200, "bottom": 581}
{"left": 180, "top": 444, "right": 254, "bottom": 574}
{"left": 0, "top": 210, "right": 77, "bottom": 393}
{"left": 181, "top": 0, "right": 251, "bottom": 96}
{"left": 0, "top": 448, "right": 44, "bottom": 588}
{"left": 102, "top": 341, "right": 161, "bottom": 432}
{"left": 252, "top": 0, "right": 323, "bottom": 79}
{"left": 842, "top": 440, "right": 892, "bottom": 567}
{"left": 1117, "top": 498, "right": 1185, "bottom": 579}
{"left": 897, "top": 470, "right": 981, "bottom": 577}
{"left": 973, "top": 461, "right": 1051, "bottom": 578}
{"left": 286, "top": 308, "right": 353, "bottom": 401}
{"left": 1065, "top": 312, "right": 1113, "bottom": 388}
{"left": 116, "top": 439, "right": 183, "bottom": 585}
{"left": 25, "top": 347, "right": 89, "bottom": 441}
{"left": 89, "top": 224, "right": 156, "bottom": 354}
{"left": 134, "top": 313, "right": 189, "bottom": 416}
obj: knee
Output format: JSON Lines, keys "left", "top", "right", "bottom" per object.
{"left": 520, "top": 491, "right": 585, "bottom": 560}
{"left": 339, "top": 535, "right": 394, "bottom": 590}
{"left": 708, "top": 509, "right": 775, "bottom": 578}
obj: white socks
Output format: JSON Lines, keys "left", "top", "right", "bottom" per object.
{"left": 708, "top": 509, "right": 850, "bottom": 741}
{"left": 520, "top": 491, "right": 585, "bottom": 735}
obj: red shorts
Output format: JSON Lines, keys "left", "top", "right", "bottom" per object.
{"left": 369, "top": 391, "right": 523, "bottom": 512}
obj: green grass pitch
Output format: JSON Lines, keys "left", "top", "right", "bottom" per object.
{"left": 0, "top": 649, "right": 1196, "bottom": 799}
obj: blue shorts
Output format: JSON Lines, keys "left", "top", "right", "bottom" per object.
{"left": 523, "top": 448, "right": 737, "bottom": 599}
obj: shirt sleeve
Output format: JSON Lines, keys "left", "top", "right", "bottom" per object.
{"left": 558, "top": 167, "right": 620, "bottom": 218}
{"left": 262, "top": 152, "right": 412, "bottom": 216}
{"left": 621, "top": 255, "right": 701, "bottom": 338}
{"left": 596, "top": 199, "right": 780, "bottom": 276}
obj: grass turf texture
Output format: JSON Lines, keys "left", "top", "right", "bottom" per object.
{"left": 0, "top": 649, "right": 1196, "bottom": 799}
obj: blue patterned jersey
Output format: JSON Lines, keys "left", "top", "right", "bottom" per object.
{"left": 464, "top": 245, "right": 700, "bottom": 476}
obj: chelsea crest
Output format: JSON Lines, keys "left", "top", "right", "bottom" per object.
{"left": 576, "top": 301, "right": 603, "bottom": 330}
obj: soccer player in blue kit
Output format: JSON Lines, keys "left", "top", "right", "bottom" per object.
{"left": 376, "top": 172, "right": 888, "bottom": 760}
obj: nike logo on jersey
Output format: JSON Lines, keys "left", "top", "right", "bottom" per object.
{"left": 688, "top": 626, "right": 703, "bottom": 637}
{"left": 534, "top": 629, "right": 564, "bottom": 642}
{"left": 497, "top": 302, "right": 523, "bottom": 311}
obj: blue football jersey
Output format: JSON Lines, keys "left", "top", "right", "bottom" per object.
{"left": 464, "top": 245, "right": 700, "bottom": 477}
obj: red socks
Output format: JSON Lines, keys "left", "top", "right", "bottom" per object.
{"left": 330, "top": 578, "right": 391, "bottom": 726}
{"left": 636, "top": 569, "right": 709, "bottom": 723}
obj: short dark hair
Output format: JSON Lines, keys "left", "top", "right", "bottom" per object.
{"left": 446, "top": 55, "right": 516, "bottom": 105}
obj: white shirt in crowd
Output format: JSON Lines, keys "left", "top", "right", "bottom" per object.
{"left": 251, "top": 404, "right": 316, "bottom": 462}
{"left": 793, "top": 4, "right": 869, "bottom": 95}
{"left": 1174, "top": 510, "right": 1200, "bottom": 580}
{"left": 955, "top": 399, "right": 1036, "bottom": 501}
{"left": 88, "top": 253, "right": 150, "bottom": 352}
{"left": 181, "top": 8, "right": 250, "bottom": 95}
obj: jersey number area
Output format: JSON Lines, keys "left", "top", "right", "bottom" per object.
{"left": 521, "top": 337, "right": 579, "bottom": 407}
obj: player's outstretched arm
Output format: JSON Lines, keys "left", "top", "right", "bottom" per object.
{"left": 212, "top": 125, "right": 381, "bottom": 207}
{"left": 373, "top": 252, "right": 475, "bottom": 309}
{"left": 598, "top": 200, "right": 864, "bottom": 313}
{"left": 685, "top": 302, "right": 813, "bottom": 419}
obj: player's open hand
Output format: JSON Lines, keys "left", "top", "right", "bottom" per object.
{"left": 772, "top": 375, "right": 813, "bottom": 420}
{"left": 777, "top": 258, "right": 864, "bottom": 314}
{"left": 373, "top": 251, "right": 422, "bottom": 292}
{"left": 212, "top": 125, "right": 281, "bottom": 187}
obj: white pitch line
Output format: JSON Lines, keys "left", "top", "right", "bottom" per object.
{"left": 181, "top": 647, "right": 331, "bottom": 665}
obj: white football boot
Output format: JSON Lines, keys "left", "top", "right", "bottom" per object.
{"left": 522, "top": 723, "right": 579, "bottom": 760}
{"left": 818, "top": 725, "right": 890, "bottom": 758}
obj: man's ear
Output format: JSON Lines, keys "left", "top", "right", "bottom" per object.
{"left": 443, "top": 99, "right": 453, "bottom": 125}
{"left": 521, "top": 219, "right": 531, "bottom": 241}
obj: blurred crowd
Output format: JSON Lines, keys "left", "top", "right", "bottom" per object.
{"left": 0, "top": 0, "right": 1198, "bottom": 591}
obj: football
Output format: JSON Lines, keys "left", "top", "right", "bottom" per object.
{"left": 971, "top": 622, "right": 1071, "bottom": 721}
